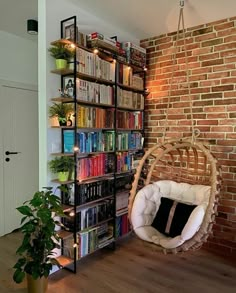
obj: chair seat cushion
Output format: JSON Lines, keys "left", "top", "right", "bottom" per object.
{"left": 131, "top": 180, "right": 210, "bottom": 249}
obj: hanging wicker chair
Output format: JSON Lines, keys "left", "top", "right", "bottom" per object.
{"left": 128, "top": 3, "right": 221, "bottom": 253}
{"left": 128, "top": 138, "right": 221, "bottom": 253}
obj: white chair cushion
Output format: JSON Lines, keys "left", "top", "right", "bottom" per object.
{"left": 131, "top": 180, "right": 210, "bottom": 249}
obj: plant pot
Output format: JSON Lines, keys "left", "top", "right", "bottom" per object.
{"left": 27, "top": 275, "right": 48, "bottom": 293}
{"left": 55, "top": 59, "right": 67, "bottom": 69}
{"left": 58, "top": 171, "right": 69, "bottom": 182}
{"left": 58, "top": 119, "right": 67, "bottom": 126}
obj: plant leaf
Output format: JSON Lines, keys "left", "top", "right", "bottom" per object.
{"left": 17, "top": 206, "right": 33, "bottom": 216}
{"left": 13, "top": 269, "right": 25, "bottom": 283}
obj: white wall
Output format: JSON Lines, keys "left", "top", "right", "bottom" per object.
{"left": 0, "top": 30, "right": 37, "bottom": 85}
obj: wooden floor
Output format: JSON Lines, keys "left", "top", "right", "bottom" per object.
{"left": 0, "top": 232, "right": 235, "bottom": 293}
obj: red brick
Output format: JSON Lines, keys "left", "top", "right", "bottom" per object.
{"left": 221, "top": 77, "right": 236, "bottom": 84}
{"left": 211, "top": 145, "right": 234, "bottom": 152}
{"left": 215, "top": 98, "right": 236, "bottom": 105}
{"left": 204, "top": 105, "right": 226, "bottom": 112}
{"left": 226, "top": 133, "right": 236, "bottom": 139}
{"left": 191, "top": 67, "right": 212, "bottom": 75}
{"left": 197, "top": 120, "right": 218, "bottom": 125}
{"left": 220, "top": 49, "right": 236, "bottom": 57}
{"left": 219, "top": 119, "right": 236, "bottom": 125}
{"left": 214, "top": 21, "right": 235, "bottom": 31}
{"left": 216, "top": 205, "right": 235, "bottom": 215}
{"left": 202, "top": 59, "right": 224, "bottom": 67}
{"left": 224, "top": 92, "right": 236, "bottom": 98}
{"left": 218, "top": 28, "right": 236, "bottom": 37}
{"left": 195, "top": 32, "right": 216, "bottom": 42}
{"left": 215, "top": 42, "right": 236, "bottom": 52}
{"left": 213, "top": 64, "right": 236, "bottom": 72}
{"left": 207, "top": 113, "right": 228, "bottom": 119}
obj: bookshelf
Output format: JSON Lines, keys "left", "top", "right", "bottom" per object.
{"left": 49, "top": 16, "right": 146, "bottom": 273}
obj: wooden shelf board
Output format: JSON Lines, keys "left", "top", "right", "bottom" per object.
{"left": 78, "top": 217, "right": 114, "bottom": 234}
{"left": 77, "top": 72, "right": 115, "bottom": 85}
{"left": 51, "top": 126, "right": 74, "bottom": 129}
{"left": 51, "top": 153, "right": 74, "bottom": 156}
{"left": 51, "top": 97, "right": 74, "bottom": 102}
{"left": 51, "top": 68, "right": 115, "bottom": 86}
{"left": 76, "top": 195, "right": 114, "bottom": 210}
{"left": 51, "top": 39, "right": 73, "bottom": 46}
{"left": 76, "top": 99, "right": 115, "bottom": 108}
{"left": 117, "top": 105, "right": 144, "bottom": 111}
{"left": 56, "top": 255, "right": 73, "bottom": 267}
{"left": 117, "top": 83, "right": 144, "bottom": 93}
{"left": 77, "top": 150, "right": 115, "bottom": 157}
{"left": 77, "top": 127, "right": 114, "bottom": 131}
{"left": 51, "top": 68, "right": 74, "bottom": 75}
{"left": 78, "top": 173, "right": 114, "bottom": 183}
{"left": 116, "top": 148, "right": 143, "bottom": 152}
{"left": 116, "top": 209, "right": 128, "bottom": 217}
{"left": 57, "top": 230, "right": 73, "bottom": 239}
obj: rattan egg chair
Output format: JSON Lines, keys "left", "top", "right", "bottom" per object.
{"left": 128, "top": 3, "right": 221, "bottom": 254}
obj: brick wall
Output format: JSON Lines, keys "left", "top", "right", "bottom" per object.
{"left": 140, "top": 16, "right": 236, "bottom": 257}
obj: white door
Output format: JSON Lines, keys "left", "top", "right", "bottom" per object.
{"left": 0, "top": 81, "right": 38, "bottom": 236}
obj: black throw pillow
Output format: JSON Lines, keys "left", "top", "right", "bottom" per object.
{"left": 151, "top": 197, "right": 197, "bottom": 238}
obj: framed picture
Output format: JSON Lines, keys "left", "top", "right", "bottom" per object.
{"left": 63, "top": 77, "right": 75, "bottom": 98}
{"left": 64, "top": 23, "right": 78, "bottom": 42}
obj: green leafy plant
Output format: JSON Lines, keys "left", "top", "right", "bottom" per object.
{"left": 48, "top": 43, "right": 74, "bottom": 61}
{"left": 49, "top": 102, "right": 74, "bottom": 125}
{"left": 49, "top": 156, "right": 74, "bottom": 174}
{"left": 13, "top": 187, "right": 65, "bottom": 284}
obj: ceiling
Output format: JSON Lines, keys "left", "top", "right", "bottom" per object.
{"left": 1, "top": 0, "right": 236, "bottom": 41}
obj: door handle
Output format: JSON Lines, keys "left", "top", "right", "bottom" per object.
{"left": 5, "top": 151, "right": 21, "bottom": 155}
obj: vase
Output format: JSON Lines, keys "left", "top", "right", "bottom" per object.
{"left": 27, "top": 275, "right": 48, "bottom": 293}
{"left": 55, "top": 59, "right": 67, "bottom": 69}
{"left": 58, "top": 171, "right": 69, "bottom": 182}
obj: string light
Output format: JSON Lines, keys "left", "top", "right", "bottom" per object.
{"left": 69, "top": 211, "right": 75, "bottom": 217}
{"left": 93, "top": 48, "right": 99, "bottom": 54}
{"left": 73, "top": 146, "right": 79, "bottom": 152}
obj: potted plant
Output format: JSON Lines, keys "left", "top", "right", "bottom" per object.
{"left": 49, "top": 102, "right": 74, "bottom": 126}
{"left": 13, "top": 187, "right": 65, "bottom": 293}
{"left": 48, "top": 43, "right": 74, "bottom": 69}
{"left": 49, "top": 156, "right": 74, "bottom": 182}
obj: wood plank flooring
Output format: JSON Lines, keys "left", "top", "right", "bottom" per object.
{"left": 0, "top": 231, "right": 235, "bottom": 293}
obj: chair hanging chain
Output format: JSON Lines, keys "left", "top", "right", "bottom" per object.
{"left": 162, "top": 4, "right": 195, "bottom": 143}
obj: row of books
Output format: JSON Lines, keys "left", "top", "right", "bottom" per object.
{"left": 77, "top": 106, "right": 114, "bottom": 128}
{"left": 117, "top": 88, "right": 144, "bottom": 109}
{"left": 117, "top": 152, "right": 135, "bottom": 173}
{"left": 116, "top": 191, "right": 129, "bottom": 214}
{"left": 117, "top": 63, "right": 144, "bottom": 89}
{"left": 116, "top": 213, "right": 131, "bottom": 238}
{"left": 63, "top": 130, "right": 115, "bottom": 153}
{"left": 86, "top": 32, "right": 146, "bottom": 68}
{"left": 73, "top": 179, "right": 114, "bottom": 205}
{"left": 77, "top": 153, "right": 115, "bottom": 180}
{"left": 64, "top": 199, "right": 114, "bottom": 231}
{"left": 117, "top": 132, "right": 142, "bottom": 150}
{"left": 76, "top": 78, "right": 114, "bottom": 105}
{"left": 76, "top": 47, "right": 116, "bottom": 81}
{"left": 117, "top": 110, "right": 143, "bottom": 129}
{"left": 63, "top": 222, "right": 114, "bottom": 259}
